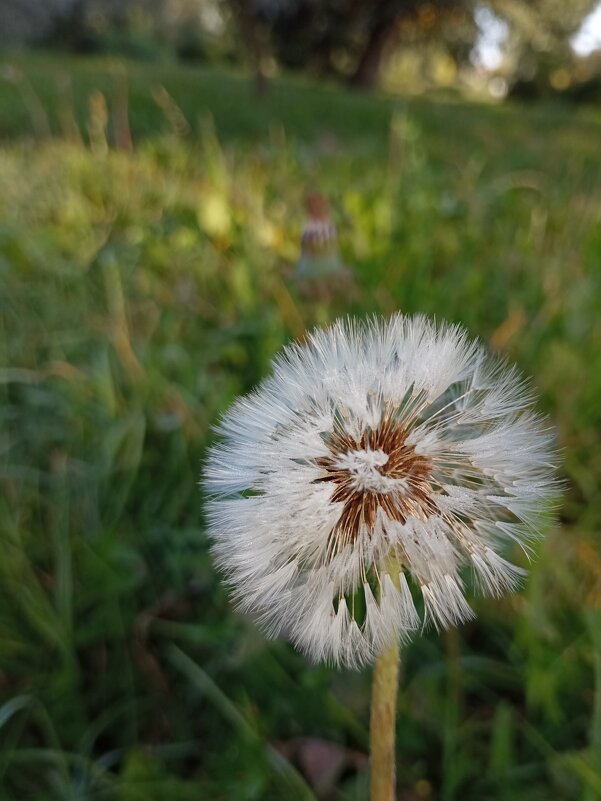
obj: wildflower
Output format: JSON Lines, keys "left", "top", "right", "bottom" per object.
{"left": 203, "top": 315, "right": 557, "bottom": 668}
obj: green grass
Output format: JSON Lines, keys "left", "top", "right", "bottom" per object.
{"left": 1, "top": 50, "right": 601, "bottom": 801}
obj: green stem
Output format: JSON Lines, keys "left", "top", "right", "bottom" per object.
{"left": 370, "top": 638, "right": 401, "bottom": 801}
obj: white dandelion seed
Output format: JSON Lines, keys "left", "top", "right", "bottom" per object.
{"left": 202, "top": 314, "right": 559, "bottom": 669}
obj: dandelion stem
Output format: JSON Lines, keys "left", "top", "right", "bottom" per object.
{"left": 370, "top": 637, "right": 401, "bottom": 801}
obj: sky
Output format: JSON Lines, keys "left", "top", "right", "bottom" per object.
{"left": 475, "top": 1, "right": 601, "bottom": 71}
{"left": 572, "top": 2, "right": 601, "bottom": 55}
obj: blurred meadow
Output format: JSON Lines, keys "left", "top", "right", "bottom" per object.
{"left": 1, "top": 36, "right": 601, "bottom": 801}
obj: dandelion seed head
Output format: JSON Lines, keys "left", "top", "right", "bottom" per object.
{"left": 203, "top": 314, "right": 559, "bottom": 669}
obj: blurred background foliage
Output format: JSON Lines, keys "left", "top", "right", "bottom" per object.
{"left": 1, "top": 2, "right": 601, "bottom": 800}
{"left": 1, "top": 0, "right": 601, "bottom": 99}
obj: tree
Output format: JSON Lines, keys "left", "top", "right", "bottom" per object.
{"left": 489, "top": 0, "right": 599, "bottom": 93}
{"left": 230, "top": 0, "right": 597, "bottom": 91}
{"left": 243, "top": 0, "right": 478, "bottom": 89}
{"left": 0, "top": 0, "right": 82, "bottom": 43}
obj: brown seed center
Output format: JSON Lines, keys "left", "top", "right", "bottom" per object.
{"left": 314, "top": 411, "right": 436, "bottom": 551}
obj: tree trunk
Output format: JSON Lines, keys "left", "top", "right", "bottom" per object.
{"left": 231, "top": 0, "right": 270, "bottom": 96}
{"left": 350, "top": 11, "right": 400, "bottom": 90}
